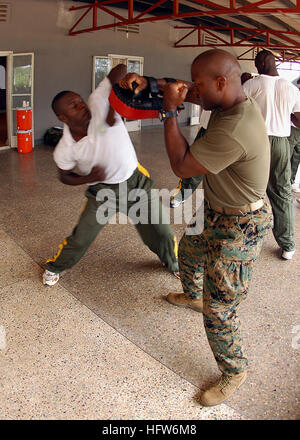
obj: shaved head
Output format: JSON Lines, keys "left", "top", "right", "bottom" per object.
{"left": 255, "top": 49, "right": 274, "bottom": 63}
{"left": 255, "top": 50, "right": 277, "bottom": 75}
{"left": 192, "top": 49, "right": 242, "bottom": 81}
{"left": 190, "top": 49, "right": 245, "bottom": 111}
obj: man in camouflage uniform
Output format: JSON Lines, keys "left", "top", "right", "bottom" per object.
{"left": 165, "top": 51, "right": 273, "bottom": 406}
{"left": 123, "top": 50, "right": 272, "bottom": 407}
{"left": 121, "top": 51, "right": 273, "bottom": 406}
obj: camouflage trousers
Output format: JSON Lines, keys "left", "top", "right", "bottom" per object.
{"left": 178, "top": 202, "right": 273, "bottom": 374}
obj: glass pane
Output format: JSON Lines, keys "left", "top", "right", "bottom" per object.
{"left": 191, "top": 104, "right": 200, "bottom": 118}
{"left": 94, "top": 57, "right": 112, "bottom": 89}
{"left": 12, "top": 95, "right": 32, "bottom": 109}
{"left": 12, "top": 55, "right": 32, "bottom": 95}
{"left": 112, "top": 58, "right": 126, "bottom": 68}
{"left": 127, "top": 60, "right": 141, "bottom": 74}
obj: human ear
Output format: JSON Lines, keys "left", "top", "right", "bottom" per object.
{"left": 58, "top": 114, "right": 67, "bottom": 124}
{"left": 216, "top": 76, "right": 226, "bottom": 91}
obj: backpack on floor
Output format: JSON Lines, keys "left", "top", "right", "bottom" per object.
{"left": 43, "top": 126, "right": 63, "bottom": 147}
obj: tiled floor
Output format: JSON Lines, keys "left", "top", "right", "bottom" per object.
{"left": 0, "top": 126, "right": 299, "bottom": 420}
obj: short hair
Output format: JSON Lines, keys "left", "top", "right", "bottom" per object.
{"left": 241, "top": 72, "right": 252, "bottom": 84}
{"left": 51, "top": 90, "right": 71, "bottom": 115}
{"left": 297, "top": 78, "right": 300, "bottom": 85}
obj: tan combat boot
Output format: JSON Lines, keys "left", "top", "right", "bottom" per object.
{"left": 166, "top": 292, "right": 203, "bottom": 313}
{"left": 199, "top": 371, "right": 247, "bottom": 406}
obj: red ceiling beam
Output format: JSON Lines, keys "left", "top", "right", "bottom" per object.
{"left": 68, "top": 0, "right": 300, "bottom": 36}
{"left": 134, "top": 0, "right": 168, "bottom": 21}
{"left": 128, "top": 0, "right": 133, "bottom": 20}
{"left": 173, "top": 25, "right": 300, "bottom": 50}
{"left": 237, "top": 47, "right": 300, "bottom": 62}
{"left": 93, "top": 0, "right": 98, "bottom": 27}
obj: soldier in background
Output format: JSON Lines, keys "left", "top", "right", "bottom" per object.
{"left": 243, "top": 50, "right": 300, "bottom": 260}
{"left": 289, "top": 78, "right": 300, "bottom": 195}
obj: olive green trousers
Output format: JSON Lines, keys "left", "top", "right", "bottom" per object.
{"left": 46, "top": 168, "right": 178, "bottom": 274}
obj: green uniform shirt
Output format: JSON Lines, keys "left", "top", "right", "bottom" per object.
{"left": 190, "top": 97, "right": 270, "bottom": 208}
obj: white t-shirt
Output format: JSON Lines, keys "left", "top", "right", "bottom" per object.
{"left": 53, "top": 77, "right": 138, "bottom": 185}
{"left": 243, "top": 74, "right": 300, "bottom": 137}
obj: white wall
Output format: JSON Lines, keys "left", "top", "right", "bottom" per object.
{"left": 0, "top": 0, "right": 256, "bottom": 140}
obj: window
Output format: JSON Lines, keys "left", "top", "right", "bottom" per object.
{"left": 277, "top": 61, "right": 300, "bottom": 83}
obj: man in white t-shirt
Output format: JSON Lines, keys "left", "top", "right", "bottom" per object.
{"left": 289, "top": 78, "right": 300, "bottom": 194}
{"left": 43, "top": 64, "right": 179, "bottom": 286}
{"left": 289, "top": 125, "right": 300, "bottom": 193}
{"left": 243, "top": 50, "right": 300, "bottom": 260}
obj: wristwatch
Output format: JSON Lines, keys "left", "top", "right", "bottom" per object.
{"left": 158, "top": 109, "right": 179, "bottom": 122}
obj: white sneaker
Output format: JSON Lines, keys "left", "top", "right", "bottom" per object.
{"left": 173, "top": 271, "right": 181, "bottom": 279}
{"left": 43, "top": 270, "right": 60, "bottom": 286}
{"left": 281, "top": 250, "right": 295, "bottom": 260}
{"left": 170, "top": 197, "right": 185, "bottom": 208}
{"left": 292, "top": 183, "right": 300, "bottom": 193}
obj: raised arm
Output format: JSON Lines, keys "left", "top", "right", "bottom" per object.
{"left": 105, "top": 63, "right": 127, "bottom": 126}
{"left": 162, "top": 82, "right": 209, "bottom": 178}
{"left": 119, "top": 73, "right": 201, "bottom": 105}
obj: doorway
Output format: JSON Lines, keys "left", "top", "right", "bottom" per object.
{"left": 0, "top": 56, "right": 7, "bottom": 147}
{"left": 0, "top": 51, "right": 34, "bottom": 149}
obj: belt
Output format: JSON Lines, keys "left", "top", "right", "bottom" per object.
{"left": 207, "top": 199, "right": 264, "bottom": 216}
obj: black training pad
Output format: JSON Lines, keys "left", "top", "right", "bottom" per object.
{"left": 112, "top": 84, "right": 164, "bottom": 110}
